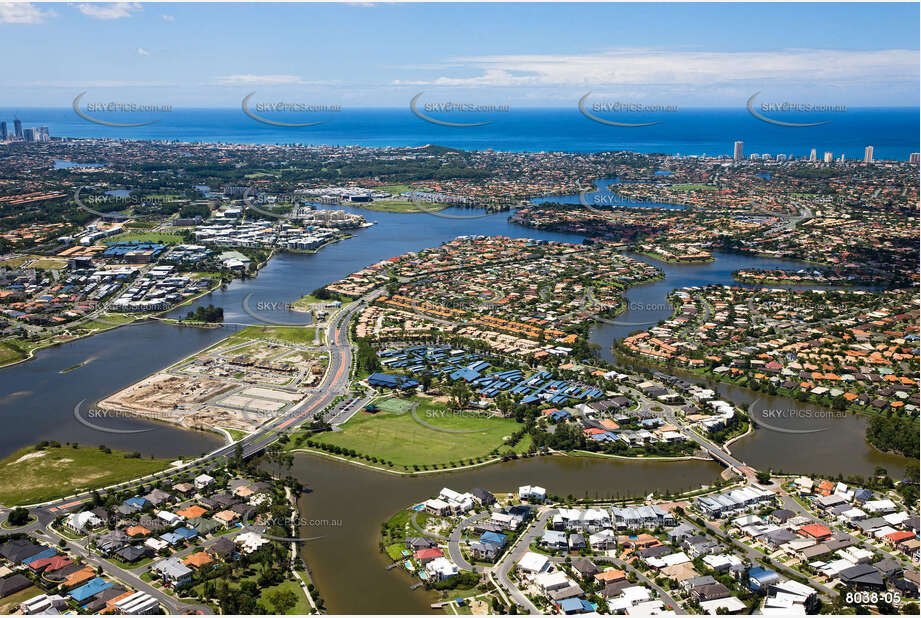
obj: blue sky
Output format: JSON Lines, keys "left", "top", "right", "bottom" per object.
{"left": 1, "top": 2, "right": 918, "bottom": 107}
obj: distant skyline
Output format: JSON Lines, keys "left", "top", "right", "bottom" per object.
{"left": 0, "top": 2, "right": 919, "bottom": 108}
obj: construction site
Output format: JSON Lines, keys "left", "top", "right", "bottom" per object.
{"left": 97, "top": 337, "right": 328, "bottom": 435}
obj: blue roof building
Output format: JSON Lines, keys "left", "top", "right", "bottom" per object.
{"left": 160, "top": 532, "right": 184, "bottom": 546}
{"left": 69, "top": 577, "right": 112, "bottom": 603}
{"left": 748, "top": 567, "right": 781, "bottom": 591}
{"left": 367, "top": 372, "right": 420, "bottom": 390}
{"left": 174, "top": 526, "right": 198, "bottom": 539}
{"left": 21, "top": 547, "right": 56, "bottom": 565}
{"left": 480, "top": 531, "right": 507, "bottom": 547}
{"left": 124, "top": 497, "right": 149, "bottom": 510}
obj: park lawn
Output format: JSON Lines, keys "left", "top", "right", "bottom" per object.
{"left": 30, "top": 258, "right": 67, "bottom": 270}
{"left": 78, "top": 313, "right": 137, "bottom": 331}
{"left": 0, "top": 340, "right": 26, "bottom": 366}
{"left": 378, "top": 183, "right": 414, "bottom": 194}
{"left": 358, "top": 200, "right": 448, "bottom": 214}
{"left": 107, "top": 231, "right": 184, "bottom": 245}
{"left": 0, "top": 256, "right": 29, "bottom": 268}
{"left": 0, "top": 445, "right": 171, "bottom": 506}
{"left": 311, "top": 399, "right": 522, "bottom": 467}
{"left": 227, "top": 325, "right": 318, "bottom": 345}
{"left": 190, "top": 573, "right": 309, "bottom": 615}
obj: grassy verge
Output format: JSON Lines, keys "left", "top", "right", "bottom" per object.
{"left": 0, "top": 444, "right": 172, "bottom": 506}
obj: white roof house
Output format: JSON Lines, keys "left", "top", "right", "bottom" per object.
{"left": 518, "top": 485, "right": 547, "bottom": 501}
{"left": 66, "top": 511, "right": 103, "bottom": 531}
{"left": 517, "top": 551, "right": 550, "bottom": 574}
{"left": 194, "top": 473, "right": 214, "bottom": 489}
{"left": 425, "top": 557, "right": 459, "bottom": 580}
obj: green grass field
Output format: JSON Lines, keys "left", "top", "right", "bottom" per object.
{"left": 0, "top": 341, "right": 26, "bottom": 366}
{"left": 375, "top": 397, "right": 415, "bottom": 414}
{"left": 226, "top": 325, "right": 318, "bottom": 345}
{"left": 358, "top": 200, "right": 448, "bottom": 213}
{"left": 107, "top": 231, "right": 184, "bottom": 245}
{"left": 0, "top": 445, "right": 171, "bottom": 506}
{"left": 310, "top": 398, "right": 522, "bottom": 467}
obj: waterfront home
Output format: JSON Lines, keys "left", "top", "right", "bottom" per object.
{"left": 518, "top": 485, "right": 547, "bottom": 502}
{"left": 235, "top": 532, "right": 269, "bottom": 554}
{"left": 424, "top": 556, "right": 458, "bottom": 581}
{"left": 413, "top": 548, "right": 444, "bottom": 564}
{"left": 553, "top": 507, "right": 611, "bottom": 531}
{"left": 471, "top": 487, "right": 496, "bottom": 505}
{"left": 610, "top": 505, "right": 674, "bottom": 529}
{"left": 437, "top": 488, "right": 475, "bottom": 513}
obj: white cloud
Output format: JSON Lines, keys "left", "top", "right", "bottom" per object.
{"left": 137, "top": 47, "right": 150, "bottom": 56}
{"left": 215, "top": 74, "right": 308, "bottom": 86}
{"left": 76, "top": 3, "right": 142, "bottom": 20}
{"left": 0, "top": 3, "right": 55, "bottom": 24}
{"left": 397, "top": 48, "right": 919, "bottom": 90}
{"left": 162, "top": 14, "right": 175, "bottom": 22}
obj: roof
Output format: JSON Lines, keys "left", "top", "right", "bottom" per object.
{"left": 68, "top": 577, "right": 112, "bottom": 602}
{"left": 182, "top": 551, "right": 213, "bottom": 568}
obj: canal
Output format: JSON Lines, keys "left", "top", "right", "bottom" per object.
{"left": 291, "top": 452, "right": 721, "bottom": 614}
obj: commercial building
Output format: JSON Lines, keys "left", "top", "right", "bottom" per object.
{"left": 733, "top": 141, "right": 744, "bottom": 161}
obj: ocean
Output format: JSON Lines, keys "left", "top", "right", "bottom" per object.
{"left": 1, "top": 107, "right": 918, "bottom": 160}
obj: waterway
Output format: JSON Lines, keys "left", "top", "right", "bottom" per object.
{"left": 1, "top": 203, "right": 911, "bottom": 612}
{"left": 291, "top": 452, "right": 720, "bottom": 614}
{"left": 1, "top": 205, "right": 905, "bottom": 476}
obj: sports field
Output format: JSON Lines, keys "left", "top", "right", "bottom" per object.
{"left": 310, "top": 398, "right": 523, "bottom": 467}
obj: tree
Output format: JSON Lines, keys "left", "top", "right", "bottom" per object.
{"left": 755, "top": 470, "right": 771, "bottom": 485}
{"left": 448, "top": 381, "right": 472, "bottom": 411}
{"left": 267, "top": 589, "right": 298, "bottom": 614}
{"left": 7, "top": 507, "right": 30, "bottom": 526}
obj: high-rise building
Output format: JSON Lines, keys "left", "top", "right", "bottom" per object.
{"left": 0, "top": 121, "right": 6, "bottom": 141}
{"left": 839, "top": 154, "right": 845, "bottom": 163}
{"left": 777, "top": 154, "right": 787, "bottom": 162}
{"left": 733, "top": 141, "right": 744, "bottom": 161}
{"left": 38, "top": 126, "right": 50, "bottom": 142}
{"left": 809, "top": 148, "right": 817, "bottom": 162}
{"left": 22, "top": 128, "right": 35, "bottom": 143}
{"left": 749, "top": 153, "right": 759, "bottom": 161}
{"left": 823, "top": 151, "right": 833, "bottom": 163}
{"left": 910, "top": 153, "right": 920, "bottom": 164}
{"left": 13, "top": 119, "right": 22, "bottom": 138}
{"left": 863, "top": 146, "right": 874, "bottom": 163}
